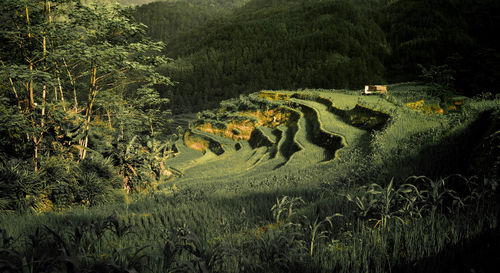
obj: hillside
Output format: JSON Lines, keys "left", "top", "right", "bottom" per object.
{"left": 2, "top": 84, "right": 499, "bottom": 272}
{"left": 118, "top": 0, "right": 157, "bottom": 5}
{"left": 131, "top": 0, "right": 499, "bottom": 114}
{"left": 151, "top": 0, "right": 388, "bottom": 113}
{"left": 167, "top": 89, "right": 391, "bottom": 180}
{"left": 83, "top": 0, "right": 158, "bottom": 6}
{"left": 132, "top": 0, "right": 249, "bottom": 43}
{"left": 1, "top": 1, "right": 499, "bottom": 272}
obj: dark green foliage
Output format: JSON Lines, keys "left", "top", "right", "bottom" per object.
{"left": 111, "top": 135, "right": 178, "bottom": 191}
{"left": 133, "top": 1, "right": 217, "bottom": 43}
{"left": 151, "top": 0, "right": 388, "bottom": 113}
{"left": 0, "top": 0, "right": 174, "bottom": 210}
{"left": 0, "top": 159, "right": 41, "bottom": 213}
{"left": 77, "top": 156, "right": 121, "bottom": 205}
{"left": 130, "top": 0, "right": 500, "bottom": 113}
{"left": 219, "top": 96, "right": 260, "bottom": 112}
{"left": 0, "top": 98, "right": 31, "bottom": 163}
{"left": 79, "top": 156, "right": 119, "bottom": 188}
{"left": 417, "top": 64, "right": 456, "bottom": 97}
{"left": 382, "top": 0, "right": 500, "bottom": 95}
{"left": 0, "top": 174, "right": 496, "bottom": 272}
{"left": 381, "top": 0, "right": 471, "bottom": 79}
{"left": 24, "top": 156, "right": 120, "bottom": 208}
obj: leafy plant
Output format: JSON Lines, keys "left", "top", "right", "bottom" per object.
{"left": 306, "top": 214, "right": 342, "bottom": 257}
{"left": 174, "top": 226, "right": 230, "bottom": 273}
{"left": 271, "top": 196, "right": 305, "bottom": 224}
{"left": 347, "top": 178, "right": 428, "bottom": 228}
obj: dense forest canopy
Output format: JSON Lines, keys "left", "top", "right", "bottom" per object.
{"left": 137, "top": 0, "right": 389, "bottom": 113}
{"left": 131, "top": 0, "right": 499, "bottom": 113}
{"left": 94, "top": 0, "right": 158, "bottom": 6}
{"left": 381, "top": 0, "right": 500, "bottom": 92}
{"left": 132, "top": 0, "right": 250, "bottom": 43}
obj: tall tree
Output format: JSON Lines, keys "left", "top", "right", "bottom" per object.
{"left": 0, "top": 0, "right": 171, "bottom": 169}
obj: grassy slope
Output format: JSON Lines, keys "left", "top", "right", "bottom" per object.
{"left": 157, "top": 83, "right": 489, "bottom": 188}
{"left": 1, "top": 83, "right": 499, "bottom": 273}
{"left": 291, "top": 98, "right": 366, "bottom": 145}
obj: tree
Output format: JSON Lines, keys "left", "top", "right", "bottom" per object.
{"left": 0, "top": 0, "right": 172, "bottom": 169}
{"left": 155, "top": 0, "right": 389, "bottom": 114}
{"left": 381, "top": 0, "right": 471, "bottom": 82}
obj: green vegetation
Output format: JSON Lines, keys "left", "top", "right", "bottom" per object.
{"left": 132, "top": 0, "right": 250, "bottom": 43}
{"left": 0, "top": 0, "right": 172, "bottom": 208}
{"left": 1, "top": 0, "right": 499, "bottom": 272}
{"left": 381, "top": 0, "right": 500, "bottom": 94}
{"left": 2, "top": 84, "right": 499, "bottom": 272}
{"left": 153, "top": 0, "right": 389, "bottom": 113}
{"left": 129, "top": 0, "right": 498, "bottom": 113}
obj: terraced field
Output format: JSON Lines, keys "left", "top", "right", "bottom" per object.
{"left": 164, "top": 90, "right": 393, "bottom": 183}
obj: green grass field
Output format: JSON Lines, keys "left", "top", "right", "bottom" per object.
{"left": 1, "top": 83, "right": 499, "bottom": 273}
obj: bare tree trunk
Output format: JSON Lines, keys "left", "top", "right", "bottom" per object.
{"left": 56, "top": 74, "right": 66, "bottom": 111}
{"left": 33, "top": 136, "right": 39, "bottom": 172}
{"left": 63, "top": 59, "right": 78, "bottom": 111}
{"left": 0, "top": 60, "right": 20, "bottom": 108}
{"left": 150, "top": 117, "right": 154, "bottom": 136}
{"left": 41, "top": 84, "right": 46, "bottom": 127}
{"left": 9, "top": 77, "right": 19, "bottom": 99}
{"left": 29, "top": 63, "right": 34, "bottom": 109}
{"left": 107, "top": 110, "right": 113, "bottom": 128}
{"left": 80, "top": 65, "right": 98, "bottom": 160}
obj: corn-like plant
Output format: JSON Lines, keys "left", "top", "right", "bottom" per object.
{"left": 271, "top": 196, "right": 305, "bottom": 224}
{"left": 348, "top": 175, "right": 495, "bottom": 231}
{"left": 93, "top": 245, "right": 151, "bottom": 273}
{"left": 243, "top": 220, "right": 305, "bottom": 273}
{"left": 347, "top": 178, "right": 429, "bottom": 229}
{"left": 408, "top": 175, "right": 465, "bottom": 215}
{"left": 106, "top": 215, "right": 135, "bottom": 238}
{"left": 396, "top": 182, "right": 426, "bottom": 220}
{"left": 306, "top": 214, "right": 343, "bottom": 256}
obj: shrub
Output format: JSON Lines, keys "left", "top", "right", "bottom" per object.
{"left": 77, "top": 155, "right": 131, "bottom": 205}
{"left": 50, "top": 181, "right": 77, "bottom": 207}
{"left": 0, "top": 159, "right": 42, "bottom": 213}
{"left": 78, "top": 155, "right": 121, "bottom": 189}
{"left": 39, "top": 156, "right": 79, "bottom": 208}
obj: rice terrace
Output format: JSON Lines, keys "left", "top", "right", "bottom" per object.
{"left": 1, "top": 0, "right": 499, "bottom": 273}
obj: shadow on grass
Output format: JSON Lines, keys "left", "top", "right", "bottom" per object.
{"left": 393, "top": 224, "right": 500, "bottom": 273}
{"left": 384, "top": 110, "right": 495, "bottom": 181}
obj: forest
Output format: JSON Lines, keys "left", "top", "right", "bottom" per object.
{"left": 0, "top": 0, "right": 499, "bottom": 272}
{"left": 133, "top": 0, "right": 499, "bottom": 113}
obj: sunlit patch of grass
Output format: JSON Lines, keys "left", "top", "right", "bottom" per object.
{"left": 183, "top": 131, "right": 210, "bottom": 152}
{"left": 406, "top": 99, "right": 444, "bottom": 114}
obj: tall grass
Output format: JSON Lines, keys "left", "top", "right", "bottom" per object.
{"left": 1, "top": 86, "right": 498, "bottom": 272}
{"left": 1, "top": 176, "right": 496, "bottom": 273}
